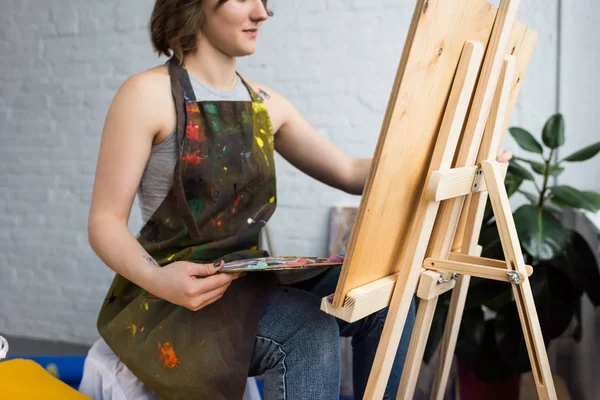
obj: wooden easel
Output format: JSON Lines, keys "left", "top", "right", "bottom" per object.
{"left": 320, "top": 0, "right": 558, "bottom": 399}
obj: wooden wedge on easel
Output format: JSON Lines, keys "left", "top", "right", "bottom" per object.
{"left": 320, "top": 0, "right": 557, "bottom": 399}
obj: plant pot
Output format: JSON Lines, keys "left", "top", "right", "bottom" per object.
{"left": 457, "top": 359, "right": 521, "bottom": 400}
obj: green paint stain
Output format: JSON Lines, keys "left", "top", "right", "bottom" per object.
{"left": 211, "top": 119, "right": 221, "bottom": 132}
{"left": 188, "top": 199, "right": 204, "bottom": 218}
{"left": 204, "top": 103, "right": 218, "bottom": 114}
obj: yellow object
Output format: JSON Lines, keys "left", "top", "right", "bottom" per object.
{"left": 0, "top": 359, "right": 90, "bottom": 399}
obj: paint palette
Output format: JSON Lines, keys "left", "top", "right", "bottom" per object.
{"left": 220, "top": 256, "right": 342, "bottom": 273}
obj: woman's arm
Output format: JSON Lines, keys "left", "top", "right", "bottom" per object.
{"left": 248, "top": 83, "right": 512, "bottom": 196}
{"left": 88, "top": 68, "right": 241, "bottom": 310}
{"left": 248, "top": 82, "right": 368, "bottom": 195}
{"left": 88, "top": 70, "right": 170, "bottom": 288}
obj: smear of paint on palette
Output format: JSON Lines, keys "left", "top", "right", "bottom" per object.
{"left": 158, "top": 341, "right": 181, "bottom": 369}
{"left": 247, "top": 261, "right": 268, "bottom": 269}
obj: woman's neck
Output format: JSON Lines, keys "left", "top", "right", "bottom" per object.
{"left": 184, "top": 40, "right": 238, "bottom": 91}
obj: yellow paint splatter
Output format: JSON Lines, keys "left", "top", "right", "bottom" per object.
{"left": 252, "top": 101, "right": 267, "bottom": 114}
{"left": 223, "top": 146, "right": 227, "bottom": 152}
{"left": 254, "top": 136, "right": 269, "bottom": 166}
{"left": 128, "top": 323, "right": 137, "bottom": 337}
{"left": 224, "top": 167, "right": 228, "bottom": 171}
{"left": 167, "top": 254, "right": 175, "bottom": 261}
{"left": 269, "top": 196, "right": 275, "bottom": 203}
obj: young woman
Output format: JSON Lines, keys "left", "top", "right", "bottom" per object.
{"left": 88, "top": 1, "right": 512, "bottom": 399}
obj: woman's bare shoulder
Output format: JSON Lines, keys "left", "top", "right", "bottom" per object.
{"left": 109, "top": 64, "right": 176, "bottom": 139}
{"left": 119, "top": 64, "right": 171, "bottom": 101}
{"left": 243, "top": 79, "right": 291, "bottom": 134}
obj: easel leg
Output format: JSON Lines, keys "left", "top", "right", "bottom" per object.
{"left": 429, "top": 274, "right": 470, "bottom": 400}
{"left": 396, "top": 297, "right": 439, "bottom": 400}
{"left": 431, "top": 191, "right": 489, "bottom": 400}
{"left": 364, "top": 256, "right": 424, "bottom": 399}
{"left": 481, "top": 160, "right": 557, "bottom": 400}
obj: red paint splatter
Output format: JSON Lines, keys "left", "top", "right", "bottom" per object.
{"left": 232, "top": 194, "right": 242, "bottom": 214}
{"left": 211, "top": 212, "right": 224, "bottom": 231}
{"left": 140, "top": 326, "right": 145, "bottom": 333}
{"left": 186, "top": 121, "right": 207, "bottom": 143}
{"left": 183, "top": 150, "right": 204, "bottom": 165}
{"left": 158, "top": 341, "right": 181, "bottom": 369}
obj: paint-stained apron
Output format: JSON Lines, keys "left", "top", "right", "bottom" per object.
{"left": 97, "top": 57, "right": 278, "bottom": 400}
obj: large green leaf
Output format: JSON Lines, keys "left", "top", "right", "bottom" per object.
{"left": 542, "top": 113, "right": 565, "bottom": 149}
{"left": 508, "top": 160, "right": 534, "bottom": 181}
{"left": 473, "top": 319, "right": 517, "bottom": 382}
{"left": 515, "top": 156, "right": 546, "bottom": 176}
{"left": 513, "top": 205, "right": 569, "bottom": 260}
{"left": 531, "top": 266, "right": 580, "bottom": 340}
{"left": 519, "top": 159, "right": 564, "bottom": 177}
{"left": 509, "top": 127, "right": 543, "bottom": 154}
{"left": 494, "top": 303, "right": 531, "bottom": 375}
{"left": 562, "top": 141, "right": 600, "bottom": 162}
{"left": 550, "top": 231, "right": 600, "bottom": 306}
{"left": 582, "top": 191, "right": 600, "bottom": 210}
{"left": 550, "top": 165, "right": 565, "bottom": 177}
{"left": 549, "top": 186, "right": 600, "bottom": 212}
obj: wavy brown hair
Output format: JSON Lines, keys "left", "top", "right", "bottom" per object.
{"left": 150, "top": 0, "right": 272, "bottom": 61}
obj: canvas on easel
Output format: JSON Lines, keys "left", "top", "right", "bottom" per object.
{"left": 320, "top": 0, "right": 558, "bottom": 399}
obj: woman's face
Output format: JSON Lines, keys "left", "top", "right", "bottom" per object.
{"left": 200, "top": 0, "right": 269, "bottom": 57}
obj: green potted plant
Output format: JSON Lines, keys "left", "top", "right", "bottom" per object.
{"left": 425, "top": 113, "right": 600, "bottom": 399}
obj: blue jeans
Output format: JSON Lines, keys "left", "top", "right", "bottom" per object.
{"left": 248, "top": 266, "right": 416, "bottom": 400}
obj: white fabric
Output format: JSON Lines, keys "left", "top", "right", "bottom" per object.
{"left": 0, "top": 335, "right": 8, "bottom": 360}
{"left": 79, "top": 338, "right": 262, "bottom": 400}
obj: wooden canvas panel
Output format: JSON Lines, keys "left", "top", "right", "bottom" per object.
{"left": 333, "top": 0, "right": 537, "bottom": 306}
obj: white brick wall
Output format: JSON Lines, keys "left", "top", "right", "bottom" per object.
{"left": 0, "top": 0, "right": 565, "bottom": 344}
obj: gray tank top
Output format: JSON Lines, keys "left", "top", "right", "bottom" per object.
{"left": 137, "top": 72, "right": 251, "bottom": 225}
